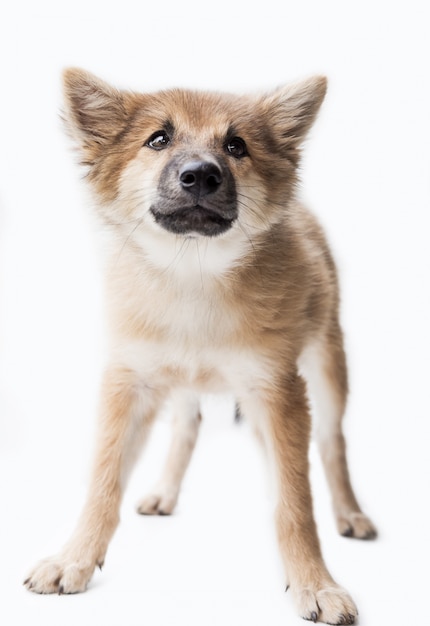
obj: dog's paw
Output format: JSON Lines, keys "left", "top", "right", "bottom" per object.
{"left": 295, "top": 584, "right": 358, "bottom": 624}
{"left": 136, "top": 488, "right": 178, "bottom": 516}
{"left": 337, "top": 511, "right": 377, "bottom": 540}
{"left": 24, "top": 555, "right": 99, "bottom": 594}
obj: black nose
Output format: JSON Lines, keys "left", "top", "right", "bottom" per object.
{"left": 179, "top": 160, "right": 222, "bottom": 197}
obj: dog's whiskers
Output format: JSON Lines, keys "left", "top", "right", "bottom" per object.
{"left": 114, "top": 216, "right": 144, "bottom": 263}
{"left": 195, "top": 239, "right": 205, "bottom": 292}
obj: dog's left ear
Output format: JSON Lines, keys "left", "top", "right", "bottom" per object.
{"left": 62, "top": 68, "right": 137, "bottom": 167}
{"left": 261, "top": 75, "right": 327, "bottom": 156}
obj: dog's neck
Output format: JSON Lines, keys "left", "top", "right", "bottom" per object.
{"left": 126, "top": 222, "right": 255, "bottom": 284}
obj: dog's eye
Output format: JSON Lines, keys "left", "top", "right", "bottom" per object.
{"left": 225, "top": 137, "right": 247, "bottom": 159}
{"left": 146, "top": 131, "right": 171, "bottom": 150}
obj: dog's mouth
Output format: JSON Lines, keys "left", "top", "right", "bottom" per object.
{"left": 150, "top": 205, "right": 236, "bottom": 237}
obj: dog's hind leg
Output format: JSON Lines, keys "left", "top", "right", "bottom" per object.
{"left": 300, "top": 325, "right": 377, "bottom": 539}
{"left": 137, "top": 390, "right": 201, "bottom": 515}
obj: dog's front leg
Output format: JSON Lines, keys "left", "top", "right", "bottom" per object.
{"left": 25, "top": 366, "right": 161, "bottom": 594}
{"left": 242, "top": 371, "right": 358, "bottom": 625}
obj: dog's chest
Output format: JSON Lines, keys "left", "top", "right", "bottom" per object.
{"left": 113, "top": 275, "right": 261, "bottom": 391}
{"left": 147, "top": 283, "right": 243, "bottom": 376}
{"left": 162, "top": 286, "right": 233, "bottom": 341}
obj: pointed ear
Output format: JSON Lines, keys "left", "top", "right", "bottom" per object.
{"left": 262, "top": 75, "right": 327, "bottom": 156}
{"left": 62, "top": 68, "right": 129, "bottom": 152}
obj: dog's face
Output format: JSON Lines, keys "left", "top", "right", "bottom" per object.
{"left": 63, "top": 70, "right": 326, "bottom": 269}
{"left": 148, "top": 136, "right": 237, "bottom": 238}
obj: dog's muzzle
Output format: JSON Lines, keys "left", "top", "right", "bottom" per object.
{"left": 150, "top": 157, "right": 238, "bottom": 237}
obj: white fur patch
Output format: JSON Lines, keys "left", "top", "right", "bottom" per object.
{"left": 298, "top": 341, "right": 339, "bottom": 443}
{"left": 109, "top": 336, "right": 274, "bottom": 397}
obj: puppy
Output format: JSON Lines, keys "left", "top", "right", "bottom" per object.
{"left": 25, "top": 69, "right": 376, "bottom": 624}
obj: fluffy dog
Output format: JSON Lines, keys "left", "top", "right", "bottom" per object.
{"left": 25, "top": 69, "right": 376, "bottom": 624}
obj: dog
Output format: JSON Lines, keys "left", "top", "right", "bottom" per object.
{"left": 24, "top": 69, "right": 376, "bottom": 624}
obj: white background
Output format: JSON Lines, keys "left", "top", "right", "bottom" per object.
{"left": 0, "top": 1, "right": 429, "bottom": 625}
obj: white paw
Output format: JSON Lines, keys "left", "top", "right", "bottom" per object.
{"left": 294, "top": 584, "right": 358, "bottom": 624}
{"left": 24, "top": 554, "right": 100, "bottom": 594}
{"left": 136, "top": 488, "right": 178, "bottom": 516}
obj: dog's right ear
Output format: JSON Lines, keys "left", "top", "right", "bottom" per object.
{"left": 258, "top": 75, "right": 327, "bottom": 165}
{"left": 62, "top": 68, "right": 130, "bottom": 159}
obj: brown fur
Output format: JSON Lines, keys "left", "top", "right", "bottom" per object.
{"left": 25, "top": 69, "right": 376, "bottom": 624}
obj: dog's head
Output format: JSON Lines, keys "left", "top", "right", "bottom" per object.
{"left": 63, "top": 69, "right": 326, "bottom": 267}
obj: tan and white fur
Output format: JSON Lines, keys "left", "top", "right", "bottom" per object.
{"left": 25, "top": 69, "right": 376, "bottom": 624}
